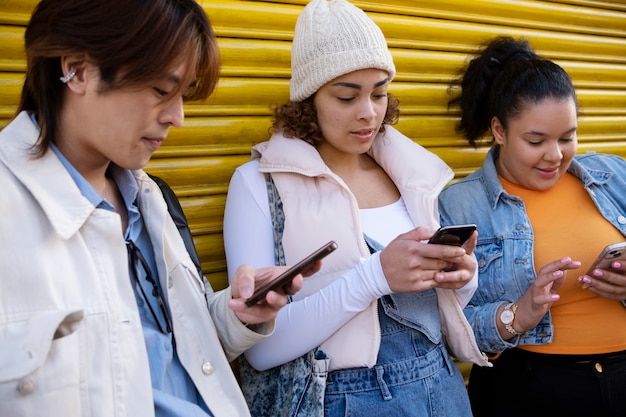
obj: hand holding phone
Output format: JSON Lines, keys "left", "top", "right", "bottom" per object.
{"left": 587, "top": 242, "right": 626, "bottom": 275}
{"left": 428, "top": 224, "right": 477, "bottom": 246}
{"left": 245, "top": 241, "right": 338, "bottom": 307}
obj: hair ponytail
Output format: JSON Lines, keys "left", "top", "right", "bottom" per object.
{"left": 449, "top": 36, "right": 575, "bottom": 146}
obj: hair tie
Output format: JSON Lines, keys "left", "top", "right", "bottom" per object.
{"left": 489, "top": 57, "right": 501, "bottom": 66}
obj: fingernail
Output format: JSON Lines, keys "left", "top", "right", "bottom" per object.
{"left": 551, "top": 294, "right": 560, "bottom": 301}
{"left": 553, "top": 270, "right": 563, "bottom": 277}
{"left": 613, "top": 262, "right": 622, "bottom": 268}
{"left": 593, "top": 269, "right": 603, "bottom": 277}
{"left": 561, "top": 257, "right": 571, "bottom": 263}
{"left": 581, "top": 276, "right": 592, "bottom": 284}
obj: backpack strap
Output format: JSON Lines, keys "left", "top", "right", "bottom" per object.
{"left": 148, "top": 174, "right": 203, "bottom": 278}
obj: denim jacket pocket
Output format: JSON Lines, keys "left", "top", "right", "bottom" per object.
{"left": 475, "top": 241, "right": 507, "bottom": 303}
{"left": 0, "top": 309, "right": 84, "bottom": 416}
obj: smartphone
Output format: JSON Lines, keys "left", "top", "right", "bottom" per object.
{"left": 586, "top": 242, "right": 626, "bottom": 275}
{"left": 245, "top": 240, "right": 338, "bottom": 307}
{"left": 428, "top": 224, "right": 477, "bottom": 246}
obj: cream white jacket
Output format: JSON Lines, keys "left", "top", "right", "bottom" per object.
{"left": 0, "top": 112, "right": 269, "bottom": 417}
{"left": 251, "top": 126, "right": 489, "bottom": 369}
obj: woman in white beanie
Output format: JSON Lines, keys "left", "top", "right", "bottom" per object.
{"left": 224, "top": 0, "right": 489, "bottom": 415}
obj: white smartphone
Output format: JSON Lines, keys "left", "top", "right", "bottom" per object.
{"left": 586, "top": 242, "right": 626, "bottom": 275}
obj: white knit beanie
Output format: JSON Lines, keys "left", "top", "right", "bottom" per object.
{"left": 290, "top": 0, "right": 396, "bottom": 102}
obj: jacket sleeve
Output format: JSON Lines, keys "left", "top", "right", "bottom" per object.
{"left": 439, "top": 185, "right": 519, "bottom": 354}
{"left": 204, "top": 286, "right": 274, "bottom": 362}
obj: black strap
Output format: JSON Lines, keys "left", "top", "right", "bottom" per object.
{"left": 148, "top": 174, "right": 203, "bottom": 278}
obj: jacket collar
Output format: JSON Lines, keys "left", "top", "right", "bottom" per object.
{"left": 568, "top": 154, "right": 614, "bottom": 187}
{"left": 253, "top": 125, "right": 453, "bottom": 194}
{"left": 0, "top": 112, "right": 96, "bottom": 240}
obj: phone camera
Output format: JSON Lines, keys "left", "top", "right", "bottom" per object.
{"left": 608, "top": 250, "right": 622, "bottom": 259}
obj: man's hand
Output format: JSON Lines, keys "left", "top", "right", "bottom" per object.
{"left": 228, "top": 262, "right": 321, "bottom": 326}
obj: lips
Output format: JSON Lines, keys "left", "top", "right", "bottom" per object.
{"left": 535, "top": 166, "right": 560, "bottom": 179}
{"left": 351, "top": 128, "right": 376, "bottom": 141}
{"left": 143, "top": 137, "right": 165, "bottom": 149}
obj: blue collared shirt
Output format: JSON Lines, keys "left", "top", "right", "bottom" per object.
{"left": 50, "top": 143, "right": 211, "bottom": 417}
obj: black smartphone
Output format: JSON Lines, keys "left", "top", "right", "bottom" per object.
{"left": 586, "top": 242, "right": 626, "bottom": 275}
{"left": 428, "top": 224, "right": 477, "bottom": 246}
{"left": 245, "top": 240, "right": 338, "bottom": 307}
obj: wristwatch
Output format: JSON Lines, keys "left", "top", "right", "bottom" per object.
{"left": 499, "top": 302, "right": 521, "bottom": 335}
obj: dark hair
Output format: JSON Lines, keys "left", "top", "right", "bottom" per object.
{"left": 272, "top": 93, "right": 400, "bottom": 147}
{"left": 448, "top": 36, "right": 578, "bottom": 146}
{"left": 19, "top": 0, "right": 220, "bottom": 156}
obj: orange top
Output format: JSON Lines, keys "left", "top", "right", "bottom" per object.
{"left": 500, "top": 173, "right": 626, "bottom": 355}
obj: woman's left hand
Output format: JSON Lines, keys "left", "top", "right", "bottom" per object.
{"left": 579, "top": 261, "right": 626, "bottom": 301}
{"left": 432, "top": 231, "right": 478, "bottom": 290}
{"left": 228, "top": 262, "right": 320, "bottom": 326}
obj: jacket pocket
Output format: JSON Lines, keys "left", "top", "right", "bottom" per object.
{"left": 474, "top": 241, "right": 506, "bottom": 303}
{"left": 0, "top": 309, "right": 84, "bottom": 416}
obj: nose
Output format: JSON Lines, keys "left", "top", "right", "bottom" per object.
{"left": 160, "top": 96, "right": 185, "bottom": 128}
{"left": 545, "top": 141, "right": 564, "bottom": 161}
{"left": 357, "top": 99, "right": 376, "bottom": 121}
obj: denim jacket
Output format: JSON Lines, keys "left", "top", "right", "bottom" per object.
{"left": 438, "top": 146, "right": 626, "bottom": 353}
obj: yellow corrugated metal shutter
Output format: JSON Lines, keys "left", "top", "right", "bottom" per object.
{"left": 1, "top": 0, "right": 625, "bottom": 293}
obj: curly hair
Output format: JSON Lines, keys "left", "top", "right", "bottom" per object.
{"left": 272, "top": 93, "right": 400, "bottom": 147}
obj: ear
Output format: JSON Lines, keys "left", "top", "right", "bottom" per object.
{"left": 60, "top": 55, "right": 92, "bottom": 95}
{"left": 491, "top": 116, "right": 506, "bottom": 145}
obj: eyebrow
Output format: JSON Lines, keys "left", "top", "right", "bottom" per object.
{"left": 331, "top": 78, "right": 390, "bottom": 90}
{"left": 525, "top": 126, "right": 577, "bottom": 137}
{"left": 166, "top": 75, "right": 197, "bottom": 90}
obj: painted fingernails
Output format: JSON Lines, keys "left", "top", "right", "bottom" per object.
{"left": 578, "top": 275, "right": 591, "bottom": 289}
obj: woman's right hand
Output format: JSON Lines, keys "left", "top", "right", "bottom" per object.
{"left": 509, "top": 257, "right": 581, "bottom": 335}
{"left": 379, "top": 227, "right": 476, "bottom": 293}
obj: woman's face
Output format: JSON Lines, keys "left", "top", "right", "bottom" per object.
{"left": 493, "top": 97, "right": 578, "bottom": 191}
{"left": 313, "top": 68, "right": 389, "bottom": 159}
{"left": 58, "top": 61, "right": 195, "bottom": 174}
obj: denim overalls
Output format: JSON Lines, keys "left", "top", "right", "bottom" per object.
{"left": 323, "top": 236, "right": 472, "bottom": 417}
